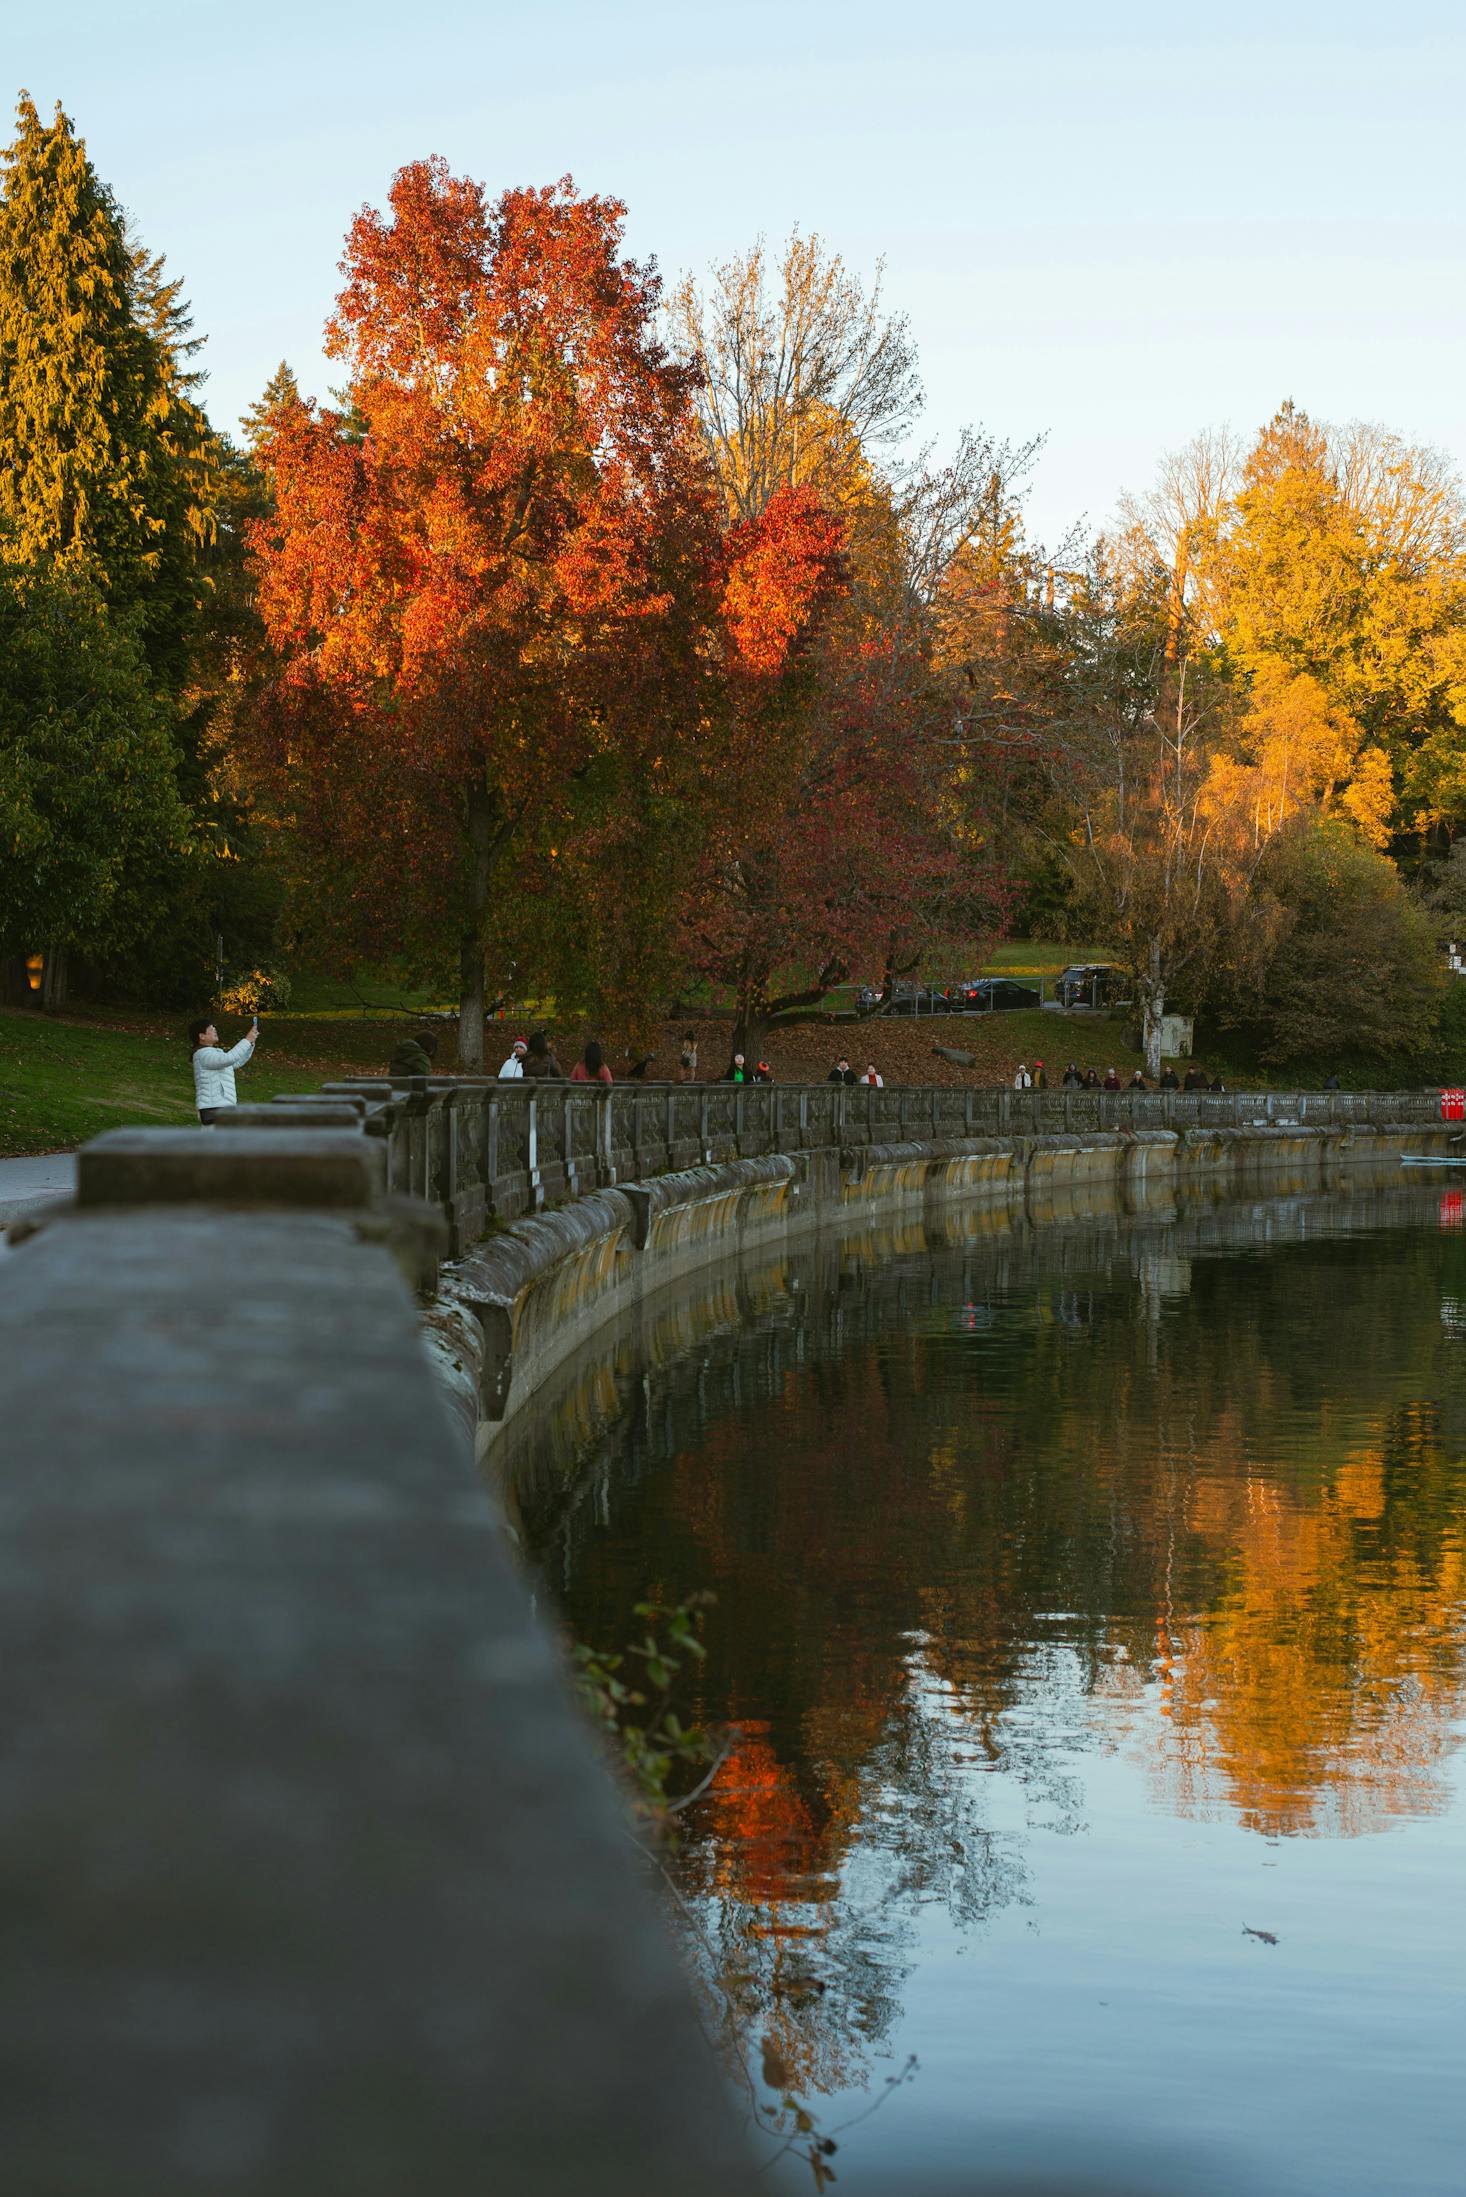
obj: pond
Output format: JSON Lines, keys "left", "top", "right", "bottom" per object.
{"left": 514, "top": 1187, "right": 1466, "bottom": 2196}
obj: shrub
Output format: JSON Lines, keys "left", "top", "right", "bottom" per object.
{"left": 218, "top": 968, "right": 292, "bottom": 1014}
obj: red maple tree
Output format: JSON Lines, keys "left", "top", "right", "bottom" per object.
{"left": 680, "top": 603, "right": 1002, "bottom": 1059}
{"left": 248, "top": 160, "right": 846, "bottom": 1062}
{"left": 250, "top": 158, "right": 843, "bottom": 1063}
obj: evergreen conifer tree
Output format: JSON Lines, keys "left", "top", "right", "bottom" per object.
{"left": 0, "top": 95, "right": 244, "bottom": 1005}
{"left": 0, "top": 93, "right": 223, "bottom": 682}
{"left": 242, "top": 361, "right": 302, "bottom": 455}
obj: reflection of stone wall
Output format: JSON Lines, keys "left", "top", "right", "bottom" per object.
{"left": 437, "top": 1122, "right": 1454, "bottom": 1449}
{"left": 492, "top": 1168, "right": 1455, "bottom": 1543}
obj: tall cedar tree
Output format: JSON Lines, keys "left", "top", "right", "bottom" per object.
{"left": 0, "top": 95, "right": 225, "bottom": 1001}
{"left": 249, "top": 160, "right": 840, "bottom": 1065}
{"left": 0, "top": 94, "right": 222, "bottom": 685}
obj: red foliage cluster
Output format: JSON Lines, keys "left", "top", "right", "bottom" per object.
{"left": 242, "top": 151, "right": 1011, "bottom": 1055}
{"left": 245, "top": 157, "right": 845, "bottom": 1029}
{"left": 722, "top": 485, "right": 844, "bottom": 676}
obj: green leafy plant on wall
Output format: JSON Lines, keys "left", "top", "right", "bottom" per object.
{"left": 572, "top": 1593, "right": 720, "bottom": 1846}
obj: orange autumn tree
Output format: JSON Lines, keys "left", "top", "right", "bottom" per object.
{"left": 249, "top": 158, "right": 835, "bottom": 1064}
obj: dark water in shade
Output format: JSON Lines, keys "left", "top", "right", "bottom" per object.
{"left": 515, "top": 1189, "right": 1466, "bottom": 2197}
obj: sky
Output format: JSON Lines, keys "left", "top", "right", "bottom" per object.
{"left": 10, "top": 0, "right": 1466, "bottom": 545}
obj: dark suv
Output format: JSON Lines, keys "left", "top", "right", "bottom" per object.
{"left": 1057, "top": 963, "right": 1121, "bottom": 1009}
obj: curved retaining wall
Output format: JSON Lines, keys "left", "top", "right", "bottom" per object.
{"left": 311, "top": 1072, "right": 1443, "bottom": 1250}
{"left": 427, "top": 1120, "right": 1452, "bottom": 1450}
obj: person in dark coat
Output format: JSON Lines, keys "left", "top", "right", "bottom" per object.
{"left": 1158, "top": 1066, "right": 1180, "bottom": 1090}
{"left": 827, "top": 1058, "right": 857, "bottom": 1085}
{"left": 1061, "top": 1062, "right": 1083, "bottom": 1087}
{"left": 1083, "top": 1066, "right": 1101, "bottom": 1090}
{"left": 521, "top": 1031, "right": 565, "bottom": 1079}
{"left": 1183, "top": 1064, "right": 1207, "bottom": 1092}
{"left": 722, "top": 1052, "right": 751, "bottom": 1083}
{"left": 1129, "top": 1068, "right": 1147, "bottom": 1090}
{"left": 389, "top": 1026, "right": 438, "bottom": 1078}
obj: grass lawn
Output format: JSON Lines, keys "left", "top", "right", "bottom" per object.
{"left": 978, "top": 940, "right": 1115, "bottom": 979}
{"left": 0, "top": 1006, "right": 412, "bottom": 1157}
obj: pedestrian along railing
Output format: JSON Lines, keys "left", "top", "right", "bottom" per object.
{"left": 261, "top": 1077, "right": 1445, "bottom": 1255}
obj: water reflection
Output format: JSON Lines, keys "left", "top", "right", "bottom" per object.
{"left": 511, "top": 1189, "right": 1466, "bottom": 2195}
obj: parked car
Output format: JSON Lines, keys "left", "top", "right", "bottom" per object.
{"left": 1057, "top": 962, "right": 1122, "bottom": 1009}
{"left": 865, "top": 976, "right": 1041, "bottom": 1016}
{"left": 964, "top": 978, "right": 1042, "bottom": 1013}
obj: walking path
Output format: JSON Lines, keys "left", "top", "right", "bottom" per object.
{"left": 0, "top": 1153, "right": 76, "bottom": 1234}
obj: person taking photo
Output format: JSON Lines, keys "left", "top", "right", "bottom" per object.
{"left": 189, "top": 1015, "right": 260, "bottom": 1125}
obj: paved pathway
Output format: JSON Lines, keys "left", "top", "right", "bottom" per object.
{"left": 0, "top": 1153, "right": 76, "bottom": 1232}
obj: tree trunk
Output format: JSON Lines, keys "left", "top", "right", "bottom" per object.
{"left": 731, "top": 1008, "right": 767, "bottom": 1066}
{"left": 458, "top": 930, "right": 485, "bottom": 1071}
{"left": 457, "top": 780, "right": 494, "bottom": 1072}
{"left": 730, "top": 961, "right": 768, "bottom": 1067}
{"left": 1140, "top": 938, "right": 1165, "bottom": 1080}
{"left": 40, "top": 946, "right": 68, "bottom": 1014}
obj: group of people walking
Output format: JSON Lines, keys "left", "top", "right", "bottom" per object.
{"left": 494, "top": 1033, "right": 614, "bottom": 1084}
{"left": 1055, "top": 1061, "right": 1225, "bottom": 1093}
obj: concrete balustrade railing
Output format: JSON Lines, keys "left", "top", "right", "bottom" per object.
{"left": 295, "top": 1075, "right": 1443, "bottom": 1251}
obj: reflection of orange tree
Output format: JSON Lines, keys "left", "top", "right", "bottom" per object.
{"left": 714, "top": 1237, "right": 1466, "bottom": 1857}
{"left": 673, "top": 1696, "right": 1027, "bottom": 2119}
{"left": 665, "top": 1371, "right": 932, "bottom": 2113}
{"left": 539, "top": 1211, "right": 1466, "bottom": 2114}
{"left": 678, "top": 1726, "right": 869, "bottom": 2103}
{"left": 1109, "top": 1407, "right": 1466, "bottom": 1836}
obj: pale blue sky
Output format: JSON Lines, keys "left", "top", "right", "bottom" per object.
{"left": 11, "top": 1, "right": 1466, "bottom": 542}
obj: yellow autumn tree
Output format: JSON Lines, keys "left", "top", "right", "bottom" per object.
{"left": 1218, "top": 403, "right": 1466, "bottom": 838}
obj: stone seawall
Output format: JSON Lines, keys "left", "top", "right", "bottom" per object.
{"left": 429, "top": 1120, "right": 1452, "bottom": 1452}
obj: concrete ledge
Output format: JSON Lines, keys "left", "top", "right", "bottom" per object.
{"left": 0, "top": 1203, "right": 755, "bottom": 2197}
{"left": 8, "top": 1103, "right": 1450, "bottom": 2195}
{"left": 77, "top": 1128, "right": 385, "bottom": 1209}
{"left": 229, "top": 1103, "right": 367, "bottom": 1130}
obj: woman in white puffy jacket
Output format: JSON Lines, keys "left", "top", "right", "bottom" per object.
{"left": 188, "top": 1016, "right": 260, "bottom": 1123}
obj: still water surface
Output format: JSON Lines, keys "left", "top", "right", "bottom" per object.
{"left": 519, "top": 1190, "right": 1466, "bottom": 2195}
